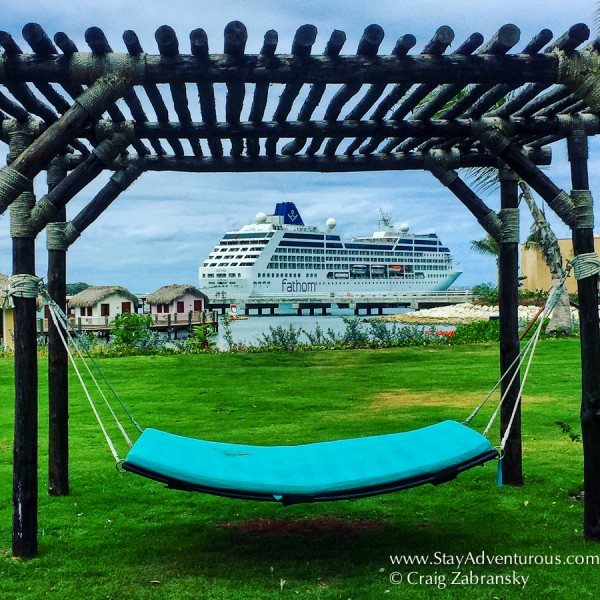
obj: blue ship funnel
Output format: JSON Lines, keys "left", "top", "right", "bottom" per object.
{"left": 274, "top": 202, "right": 304, "bottom": 225}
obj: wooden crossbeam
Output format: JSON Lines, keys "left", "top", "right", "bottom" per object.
{"left": 121, "top": 116, "right": 597, "bottom": 141}
{"left": 3, "top": 53, "right": 561, "bottom": 85}
{"left": 60, "top": 148, "right": 549, "bottom": 173}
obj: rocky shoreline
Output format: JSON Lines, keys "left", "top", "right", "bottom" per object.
{"left": 378, "top": 302, "right": 577, "bottom": 325}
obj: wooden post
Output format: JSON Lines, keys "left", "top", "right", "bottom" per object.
{"left": 567, "top": 126, "right": 600, "bottom": 540}
{"left": 47, "top": 155, "right": 69, "bottom": 496}
{"left": 5, "top": 121, "right": 39, "bottom": 558}
{"left": 498, "top": 166, "right": 523, "bottom": 485}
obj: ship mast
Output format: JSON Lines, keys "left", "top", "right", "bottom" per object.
{"left": 379, "top": 208, "right": 393, "bottom": 231}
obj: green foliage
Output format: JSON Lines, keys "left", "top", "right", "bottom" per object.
{"left": 258, "top": 324, "right": 305, "bottom": 349}
{"left": 65, "top": 282, "right": 90, "bottom": 295}
{"left": 471, "top": 282, "right": 499, "bottom": 303}
{"left": 110, "top": 312, "right": 153, "bottom": 350}
{"left": 555, "top": 420, "right": 582, "bottom": 443}
{"left": 452, "top": 320, "right": 501, "bottom": 343}
{"left": 184, "top": 324, "right": 217, "bottom": 353}
{"left": 470, "top": 235, "right": 500, "bottom": 257}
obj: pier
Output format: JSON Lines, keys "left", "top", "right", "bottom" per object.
{"left": 36, "top": 310, "right": 219, "bottom": 339}
{"left": 209, "top": 290, "right": 473, "bottom": 316}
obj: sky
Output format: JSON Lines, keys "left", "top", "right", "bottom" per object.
{"left": 0, "top": 0, "right": 599, "bottom": 293}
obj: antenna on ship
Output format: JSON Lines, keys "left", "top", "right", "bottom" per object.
{"left": 379, "top": 208, "right": 393, "bottom": 230}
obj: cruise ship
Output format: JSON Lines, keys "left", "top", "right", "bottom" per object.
{"left": 199, "top": 202, "right": 462, "bottom": 301}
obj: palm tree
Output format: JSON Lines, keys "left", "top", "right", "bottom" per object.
{"left": 519, "top": 182, "right": 572, "bottom": 335}
{"left": 470, "top": 234, "right": 500, "bottom": 259}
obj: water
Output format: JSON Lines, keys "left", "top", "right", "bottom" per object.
{"left": 213, "top": 307, "right": 411, "bottom": 349}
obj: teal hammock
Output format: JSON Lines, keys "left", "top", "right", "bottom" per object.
{"left": 122, "top": 421, "right": 497, "bottom": 505}
{"left": 42, "top": 276, "right": 563, "bottom": 504}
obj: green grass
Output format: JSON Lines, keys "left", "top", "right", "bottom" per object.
{"left": 0, "top": 340, "right": 598, "bottom": 599}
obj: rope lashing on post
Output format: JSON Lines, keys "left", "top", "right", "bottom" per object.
{"left": 47, "top": 155, "right": 69, "bottom": 190}
{"left": 75, "top": 75, "right": 136, "bottom": 119}
{"left": 92, "top": 124, "right": 136, "bottom": 167}
{"left": 556, "top": 48, "right": 600, "bottom": 113}
{"left": 28, "top": 196, "right": 60, "bottom": 234}
{"left": 6, "top": 274, "right": 43, "bottom": 299}
{"left": 70, "top": 53, "right": 146, "bottom": 119}
{"left": 499, "top": 208, "right": 519, "bottom": 244}
{"left": 571, "top": 189, "right": 595, "bottom": 229}
{"left": 549, "top": 190, "right": 578, "bottom": 229}
{"left": 0, "top": 167, "right": 33, "bottom": 215}
{"left": 471, "top": 117, "right": 516, "bottom": 155}
{"left": 10, "top": 191, "right": 36, "bottom": 239}
{"left": 2, "top": 119, "right": 42, "bottom": 162}
{"left": 569, "top": 253, "right": 600, "bottom": 280}
{"left": 69, "top": 52, "right": 146, "bottom": 86}
{"left": 46, "top": 222, "right": 81, "bottom": 251}
{"left": 478, "top": 211, "right": 503, "bottom": 242}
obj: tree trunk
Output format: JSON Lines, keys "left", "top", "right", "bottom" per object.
{"left": 519, "top": 181, "right": 571, "bottom": 335}
{"left": 545, "top": 277, "right": 573, "bottom": 335}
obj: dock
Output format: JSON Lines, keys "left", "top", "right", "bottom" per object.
{"left": 209, "top": 290, "right": 473, "bottom": 316}
{"left": 37, "top": 310, "right": 219, "bottom": 338}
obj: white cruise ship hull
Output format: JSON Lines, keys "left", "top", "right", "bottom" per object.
{"left": 199, "top": 203, "right": 462, "bottom": 303}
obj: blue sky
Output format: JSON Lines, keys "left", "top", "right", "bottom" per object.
{"left": 0, "top": 0, "right": 598, "bottom": 292}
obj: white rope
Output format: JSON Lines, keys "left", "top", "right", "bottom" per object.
{"left": 499, "top": 317, "right": 544, "bottom": 451}
{"left": 47, "top": 302, "right": 122, "bottom": 463}
{"left": 7, "top": 273, "right": 42, "bottom": 298}
{"left": 46, "top": 293, "right": 142, "bottom": 433}
{"left": 47, "top": 301, "right": 133, "bottom": 449}
{"left": 569, "top": 252, "right": 600, "bottom": 280}
{"left": 479, "top": 279, "right": 567, "bottom": 445}
{"left": 462, "top": 331, "right": 538, "bottom": 426}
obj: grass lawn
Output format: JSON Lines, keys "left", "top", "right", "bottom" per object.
{"left": 0, "top": 340, "right": 598, "bottom": 599}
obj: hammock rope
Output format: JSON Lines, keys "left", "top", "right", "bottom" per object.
{"left": 44, "top": 291, "right": 141, "bottom": 462}
{"left": 465, "top": 271, "right": 569, "bottom": 450}
{"left": 40, "top": 267, "right": 570, "bottom": 492}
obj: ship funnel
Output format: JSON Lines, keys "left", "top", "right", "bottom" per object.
{"left": 274, "top": 202, "right": 304, "bottom": 225}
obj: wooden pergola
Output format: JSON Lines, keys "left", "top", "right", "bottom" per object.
{"left": 1, "top": 20, "right": 599, "bottom": 558}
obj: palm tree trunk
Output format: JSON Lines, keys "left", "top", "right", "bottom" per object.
{"left": 519, "top": 182, "right": 572, "bottom": 335}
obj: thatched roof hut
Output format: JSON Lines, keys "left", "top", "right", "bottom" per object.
{"left": 146, "top": 284, "right": 207, "bottom": 305}
{"left": 68, "top": 285, "right": 139, "bottom": 308}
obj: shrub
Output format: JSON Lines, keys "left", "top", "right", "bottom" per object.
{"left": 451, "top": 320, "right": 501, "bottom": 343}
{"left": 110, "top": 313, "right": 153, "bottom": 350}
{"left": 185, "top": 324, "right": 217, "bottom": 353}
{"left": 471, "top": 282, "right": 498, "bottom": 304}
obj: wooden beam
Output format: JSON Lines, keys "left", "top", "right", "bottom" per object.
{"left": 281, "top": 30, "right": 346, "bottom": 157}
{"left": 46, "top": 155, "right": 69, "bottom": 497}
{"left": 247, "top": 30, "right": 279, "bottom": 157}
{"left": 429, "top": 165, "right": 502, "bottom": 239}
{"left": 8, "top": 123, "right": 38, "bottom": 558}
{"left": 0, "top": 82, "right": 131, "bottom": 211}
{"left": 156, "top": 26, "right": 202, "bottom": 157}
{"left": 567, "top": 128, "right": 600, "bottom": 541}
{"left": 223, "top": 21, "right": 248, "bottom": 157}
{"left": 189, "top": 28, "right": 223, "bottom": 158}
{"left": 498, "top": 167, "right": 523, "bottom": 486}
{"left": 126, "top": 115, "right": 594, "bottom": 141}
{"left": 3, "top": 52, "right": 560, "bottom": 85}
{"left": 267, "top": 25, "right": 317, "bottom": 157}
{"left": 104, "top": 148, "right": 549, "bottom": 173}
{"left": 70, "top": 162, "right": 142, "bottom": 235}
{"left": 123, "top": 30, "right": 184, "bottom": 157}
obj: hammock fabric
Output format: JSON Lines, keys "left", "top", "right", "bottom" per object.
{"left": 122, "top": 420, "right": 498, "bottom": 505}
